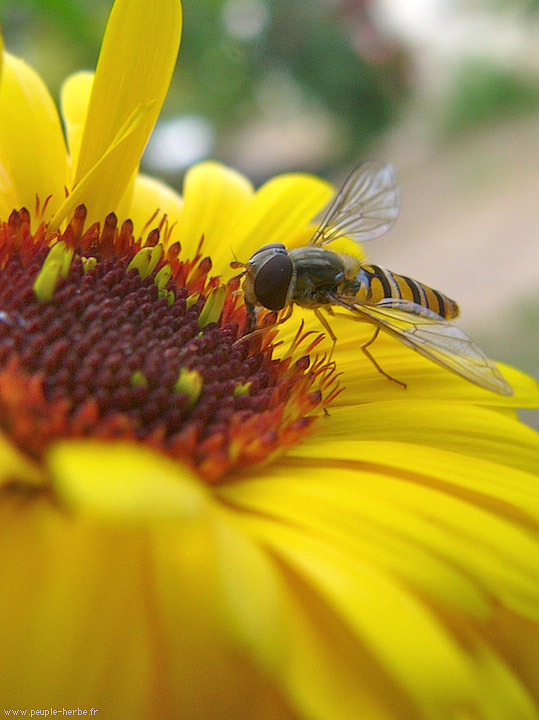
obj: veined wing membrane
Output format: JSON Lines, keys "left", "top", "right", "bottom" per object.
{"left": 329, "top": 295, "right": 513, "bottom": 396}
{"left": 310, "top": 162, "right": 401, "bottom": 246}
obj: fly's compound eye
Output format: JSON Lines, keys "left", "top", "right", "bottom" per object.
{"left": 254, "top": 252, "right": 293, "bottom": 311}
{"left": 250, "top": 242, "right": 287, "bottom": 260}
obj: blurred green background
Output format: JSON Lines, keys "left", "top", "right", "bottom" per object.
{"left": 1, "top": 0, "right": 538, "bottom": 411}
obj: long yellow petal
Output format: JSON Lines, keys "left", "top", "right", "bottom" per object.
{"left": 73, "top": 0, "right": 182, "bottom": 224}
{"left": 47, "top": 439, "right": 293, "bottom": 715}
{"left": 469, "top": 638, "right": 539, "bottom": 720}
{"left": 220, "top": 173, "right": 333, "bottom": 277}
{"left": 48, "top": 440, "right": 206, "bottom": 522}
{"left": 241, "top": 512, "right": 479, "bottom": 719}
{"left": 0, "top": 52, "right": 69, "bottom": 221}
{"left": 274, "top": 581, "right": 409, "bottom": 720}
{"left": 222, "top": 456, "right": 539, "bottom": 614}
{"left": 275, "top": 307, "right": 539, "bottom": 408}
{"left": 289, "top": 437, "right": 539, "bottom": 520}
{"left": 223, "top": 462, "right": 539, "bottom": 716}
{"left": 50, "top": 102, "right": 154, "bottom": 230}
{"left": 307, "top": 402, "right": 539, "bottom": 475}
{"left": 153, "top": 526, "right": 294, "bottom": 717}
{"left": 175, "top": 161, "right": 253, "bottom": 260}
{"left": 0, "top": 495, "right": 159, "bottom": 712}
{"left": 0, "top": 431, "right": 44, "bottom": 487}
{"left": 60, "top": 71, "right": 93, "bottom": 177}
{"left": 49, "top": 440, "right": 291, "bottom": 672}
{"left": 128, "top": 172, "right": 184, "bottom": 242}
{"left": 152, "top": 510, "right": 293, "bottom": 714}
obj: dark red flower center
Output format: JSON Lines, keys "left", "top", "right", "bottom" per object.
{"left": 0, "top": 207, "right": 339, "bottom": 481}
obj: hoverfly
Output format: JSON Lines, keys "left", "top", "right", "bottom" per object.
{"left": 234, "top": 162, "right": 512, "bottom": 395}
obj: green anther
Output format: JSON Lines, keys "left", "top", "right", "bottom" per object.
{"left": 81, "top": 256, "right": 97, "bottom": 273}
{"left": 198, "top": 286, "right": 226, "bottom": 329}
{"left": 130, "top": 370, "right": 148, "bottom": 387}
{"left": 147, "top": 244, "right": 163, "bottom": 276}
{"left": 155, "top": 265, "right": 175, "bottom": 305}
{"left": 126, "top": 243, "right": 163, "bottom": 279}
{"left": 159, "top": 288, "right": 175, "bottom": 306}
{"left": 173, "top": 367, "right": 203, "bottom": 408}
{"left": 33, "top": 260, "right": 62, "bottom": 302}
{"left": 154, "top": 264, "right": 172, "bottom": 290}
{"left": 186, "top": 293, "right": 199, "bottom": 310}
{"left": 33, "top": 241, "right": 74, "bottom": 301}
{"left": 233, "top": 381, "right": 251, "bottom": 398}
{"left": 60, "top": 247, "right": 74, "bottom": 277}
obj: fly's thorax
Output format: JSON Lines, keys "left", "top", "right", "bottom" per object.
{"left": 338, "top": 252, "right": 363, "bottom": 280}
{"left": 288, "top": 246, "right": 348, "bottom": 308}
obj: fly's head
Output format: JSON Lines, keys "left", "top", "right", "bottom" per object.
{"left": 243, "top": 243, "right": 294, "bottom": 311}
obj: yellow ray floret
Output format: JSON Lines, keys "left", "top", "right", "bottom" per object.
{"left": 0, "top": 52, "right": 69, "bottom": 220}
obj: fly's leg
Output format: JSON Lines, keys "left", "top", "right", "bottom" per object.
{"left": 234, "top": 303, "right": 293, "bottom": 347}
{"left": 244, "top": 298, "right": 258, "bottom": 334}
{"left": 313, "top": 308, "right": 337, "bottom": 358}
{"left": 361, "top": 327, "right": 407, "bottom": 389}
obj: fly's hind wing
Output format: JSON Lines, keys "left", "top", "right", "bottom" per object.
{"left": 329, "top": 295, "right": 513, "bottom": 396}
{"left": 310, "top": 162, "right": 401, "bottom": 247}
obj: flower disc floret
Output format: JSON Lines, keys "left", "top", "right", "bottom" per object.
{"left": 0, "top": 207, "right": 339, "bottom": 481}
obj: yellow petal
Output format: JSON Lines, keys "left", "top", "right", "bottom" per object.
{"left": 275, "top": 581, "right": 408, "bottom": 720}
{"left": 153, "top": 508, "right": 291, "bottom": 710}
{"left": 0, "top": 431, "right": 44, "bottom": 487}
{"left": 209, "top": 508, "right": 289, "bottom": 674}
{"left": 153, "top": 526, "right": 293, "bottom": 717}
{"left": 48, "top": 440, "right": 207, "bottom": 522}
{"left": 73, "top": 0, "right": 182, "bottom": 224}
{"left": 276, "top": 308, "right": 539, "bottom": 408}
{"left": 310, "top": 402, "right": 539, "bottom": 476}
{"left": 331, "top": 339, "right": 538, "bottom": 408}
{"left": 0, "top": 440, "right": 292, "bottom": 714}
{"left": 290, "top": 435, "right": 539, "bottom": 521}
{"left": 484, "top": 608, "right": 539, "bottom": 703}
{"left": 175, "top": 161, "right": 253, "bottom": 260}
{"left": 48, "top": 441, "right": 288, "bottom": 675}
{"left": 223, "top": 453, "right": 539, "bottom": 615}
{"left": 60, "top": 70, "right": 93, "bottom": 176}
{"left": 128, "top": 172, "right": 184, "bottom": 241}
{"left": 240, "top": 511, "right": 478, "bottom": 719}
{"left": 222, "top": 462, "right": 539, "bottom": 716}
{"left": 469, "top": 637, "right": 539, "bottom": 720}
{"left": 0, "top": 494, "right": 158, "bottom": 712}
{"left": 221, "top": 173, "right": 333, "bottom": 277}
{"left": 281, "top": 447, "right": 539, "bottom": 619}
{"left": 219, "top": 463, "right": 490, "bottom": 620}
{"left": 0, "top": 52, "right": 69, "bottom": 221}
{"left": 50, "top": 102, "right": 154, "bottom": 230}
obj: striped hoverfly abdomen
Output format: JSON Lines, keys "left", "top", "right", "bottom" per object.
{"left": 353, "top": 263, "right": 459, "bottom": 320}
{"left": 236, "top": 162, "right": 512, "bottom": 396}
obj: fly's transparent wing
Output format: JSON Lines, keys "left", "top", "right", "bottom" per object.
{"left": 310, "top": 162, "right": 401, "bottom": 247}
{"left": 330, "top": 295, "right": 513, "bottom": 396}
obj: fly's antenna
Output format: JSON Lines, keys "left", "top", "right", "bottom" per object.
{"left": 230, "top": 248, "right": 246, "bottom": 275}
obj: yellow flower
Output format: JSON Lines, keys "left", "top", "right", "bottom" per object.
{"left": 1, "top": 1, "right": 539, "bottom": 719}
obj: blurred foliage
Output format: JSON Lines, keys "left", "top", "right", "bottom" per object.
{"left": 0, "top": 0, "right": 110, "bottom": 82}
{"left": 441, "top": 60, "right": 539, "bottom": 136}
{"left": 176, "top": 0, "right": 405, "bottom": 148}
{"left": 1, "top": 0, "right": 537, "bottom": 180}
{"left": 479, "top": 296, "right": 539, "bottom": 429}
{"left": 0, "top": 0, "right": 408, "bottom": 178}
